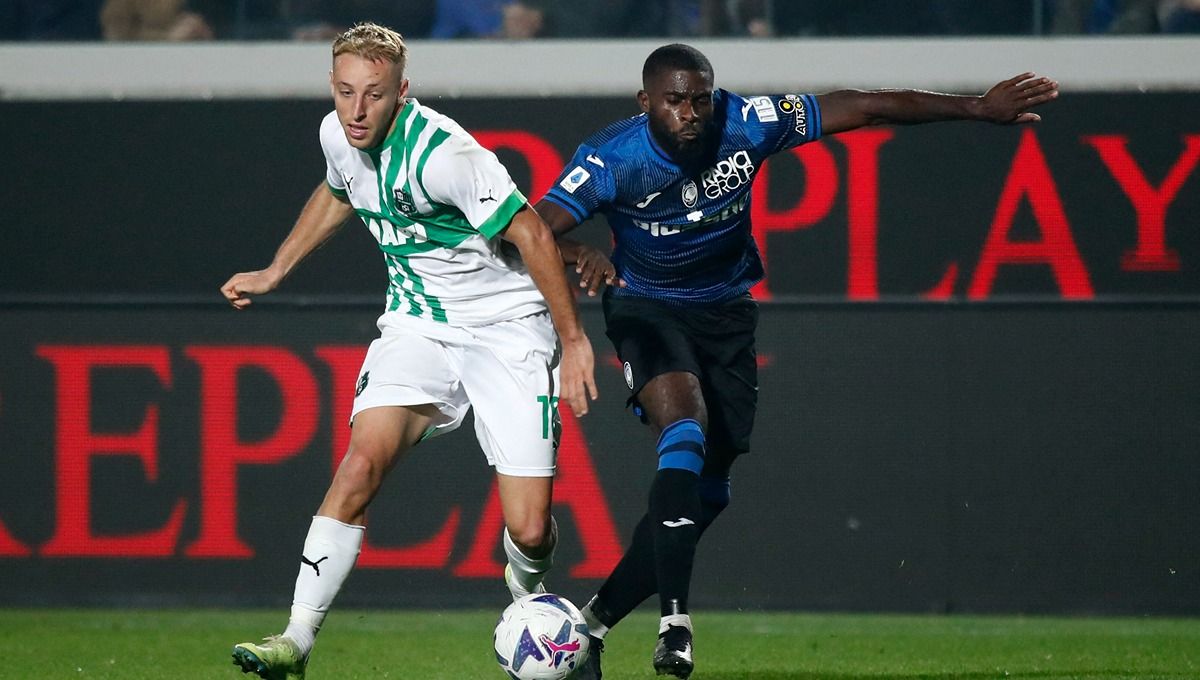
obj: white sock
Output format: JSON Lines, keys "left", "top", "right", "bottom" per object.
{"left": 282, "top": 515, "right": 364, "bottom": 657}
{"left": 503, "top": 518, "right": 556, "bottom": 596}
{"left": 581, "top": 599, "right": 610, "bottom": 639}
{"left": 659, "top": 613, "right": 692, "bottom": 635}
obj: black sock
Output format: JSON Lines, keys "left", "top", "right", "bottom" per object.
{"left": 592, "top": 479, "right": 732, "bottom": 627}
{"left": 648, "top": 419, "right": 705, "bottom": 616}
{"left": 650, "top": 469, "right": 701, "bottom": 615}
{"left": 592, "top": 514, "right": 654, "bottom": 627}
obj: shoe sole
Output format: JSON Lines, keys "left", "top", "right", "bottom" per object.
{"left": 231, "top": 646, "right": 270, "bottom": 679}
{"left": 653, "top": 657, "right": 693, "bottom": 679}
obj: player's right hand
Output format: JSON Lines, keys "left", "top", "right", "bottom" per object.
{"left": 220, "top": 270, "right": 279, "bottom": 309}
{"left": 575, "top": 245, "right": 626, "bottom": 297}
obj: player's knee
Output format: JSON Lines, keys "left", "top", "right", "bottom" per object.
{"left": 320, "top": 452, "right": 390, "bottom": 521}
{"left": 656, "top": 418, "right": 706, "bottom": 475}
{"left": 506, "top": 518, "right": 554, "bottom": 554}
{"left": 334, "top": 450, "right": 386, "bottom": 489}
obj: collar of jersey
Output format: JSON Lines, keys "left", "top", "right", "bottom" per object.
{"left": 365, "top": 99, "right": 417, "bottom": 153}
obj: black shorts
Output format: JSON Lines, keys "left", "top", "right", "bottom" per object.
{"left": 602, "top": 293, "right": 759, "bottom": 469}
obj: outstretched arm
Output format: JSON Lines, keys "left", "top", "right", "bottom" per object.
{"left": 817, "top": 72, "right": 1059, "bottom": 136}
{"left": 220, "top": 183, "right": 353, "bottom": 309}
{"left": 502, "top": 204, "right": 598, "bottom": 415}
{"left": 534, "top": 198, "right": 625, "bottom": 297}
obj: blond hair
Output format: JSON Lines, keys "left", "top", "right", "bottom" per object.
{"left": 332, "top": 23, "right": 407, "bottom": 74}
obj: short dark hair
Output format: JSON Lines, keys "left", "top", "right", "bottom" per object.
{"left": 642, "top": 44, "right": 713, "bottom": 87}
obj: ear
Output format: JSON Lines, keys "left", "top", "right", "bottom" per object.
{"left": 329, "top": 69, "right": 336, "bottom": 98}
{"left": 637, "top": 90, "right": 649, "bottom": 113}
{"left": 398, "top": 78, "right": 410, "bottom": 100}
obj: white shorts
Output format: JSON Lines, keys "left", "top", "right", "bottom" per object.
{"left": 351, "top": 312, "right": 561, "bottom": 477}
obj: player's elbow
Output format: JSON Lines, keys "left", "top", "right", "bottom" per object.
{"left": 505, "top": 211, "right": 556, "bottom": 255}
{"left": 818, "top": 89, "right": 885, "bottom": 134}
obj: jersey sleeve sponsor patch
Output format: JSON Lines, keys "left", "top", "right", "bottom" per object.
{"left": 777, "top": 94, "right": 815, "bottom": 137}
{"left": 789, "top": 95, "right": 809, "bottom": 136}
{"left": 745, "top": 91, "right": 821, "bottom": 155}
{"left": 751, "top": 96, "right": 778, "bottom": 122}
{"left": 542, "top": 144, "right": 615, "bottom": 224}
{"left": 559, "top": 166, "right": 591, "bottom": 194}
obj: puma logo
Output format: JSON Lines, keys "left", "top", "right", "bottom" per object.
{"left": 662, "top": 518, "right": 695, "bottom": 528}
{"left": 540, "top": 634, "right": 582, "bottom": 655}
{"left": 301, "top": 555, "right": 329, "bottom": 576}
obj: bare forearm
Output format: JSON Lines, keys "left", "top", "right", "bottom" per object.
{"left": 507, "top": 209, "right": 586, "bottom": 341}
{"left": 818, "top": 89, "right": 980, "bottom": 133}
{"left": 818, "top": 74, "right": 1058, "bottom": 135}
{"left": 523, "top": 230, "right": 587, "bottom": 341}
{"left": 532, "top": 199, "right": 583, "bottom": 266}
{"left": 857, "top": 89, "right": 980, "bottom": 125}
{"left": 264, "top": 183, "right": 354, "bottom": 284}
{"left": 222, "top": 183, "right": 352, "bottom": 308}
{"left": 503, "top": 205, "right": 597, "bottom": 412}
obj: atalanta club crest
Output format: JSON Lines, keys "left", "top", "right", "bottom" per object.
{"left": 393, "top": 188, "right": 417, "bottom": 215}
{"left": 681, "top": 180, "right": 698, "bottom": 209}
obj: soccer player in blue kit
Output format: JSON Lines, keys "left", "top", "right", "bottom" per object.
{"left": 533, "top": 44, "right": 1058, "bottom": 679}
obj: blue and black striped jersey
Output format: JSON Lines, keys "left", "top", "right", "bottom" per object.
{"left": 543, "top": 88, "right": 822, "bottom": 304}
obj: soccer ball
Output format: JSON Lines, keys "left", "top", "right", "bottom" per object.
{"left": 493, "top": 593, "right": 591, "bottom": 679}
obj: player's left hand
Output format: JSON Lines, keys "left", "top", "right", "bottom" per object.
{"left": 558, "top": 334, "right": 597, "bottom": 416}
{"left": 978, "top": 72, "right": 1059, "bottom": 125}
{"left": 575, "top": 245, "right": 626, "bottom": 297}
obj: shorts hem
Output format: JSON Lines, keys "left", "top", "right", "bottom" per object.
{"left": 350, "top": 390, "right": 457, "bottom": 429}
{"left": 492, "top": 464, "right": 556, "bottom": 478}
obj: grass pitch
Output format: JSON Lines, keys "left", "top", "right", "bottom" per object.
{"left": 0, "top": 608, "right": 1196, "bottom": 679}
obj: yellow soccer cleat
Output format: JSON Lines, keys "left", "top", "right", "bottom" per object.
{"left": 232, "top": 635, "right": 307, "bottom": 680}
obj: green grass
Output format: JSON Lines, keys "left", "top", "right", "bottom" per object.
{"left": 0, "top": 609, "right": 1197, "bottom": 679}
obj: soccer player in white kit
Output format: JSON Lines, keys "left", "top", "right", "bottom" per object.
{"left": 220, "top": 23, "right": 597, "bottom": 680}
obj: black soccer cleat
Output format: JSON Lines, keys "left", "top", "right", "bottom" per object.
{"left": 572, "top": 635, "right": 605, "bottom": 680}
{"left": 652, "top": 624, "right": 693, "bottom": 678}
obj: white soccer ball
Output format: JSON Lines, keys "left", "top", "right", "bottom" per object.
{"left": 493, "top": 593, "right": 591, "bottom": 679}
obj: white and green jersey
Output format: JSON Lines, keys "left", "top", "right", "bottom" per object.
{"left": 320, "top": 99, "right": 546, "bottom": 327}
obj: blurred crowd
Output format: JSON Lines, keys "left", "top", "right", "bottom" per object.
{"left": 3, "top": 0, "right": 1199, "bottom": 41}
